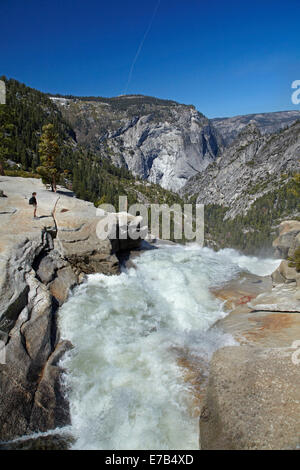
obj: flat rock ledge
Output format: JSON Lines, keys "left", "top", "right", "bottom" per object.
{"left": 0, "top": 177, "right": 141, "bottom": 443}
{"left": 200, "top": 346, "right": 300, "bottom": 450}
{"left": 201, "top": 221, "right": 300, "bottom": 449}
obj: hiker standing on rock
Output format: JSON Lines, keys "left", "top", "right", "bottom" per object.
{"left": 29, "top": 192, "right": 38, "bottom": 219}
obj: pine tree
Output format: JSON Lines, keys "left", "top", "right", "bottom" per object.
{"left": 0, "top": 105, "right": 15, "bottom": 175}
{"left": 289, "top": 172, "right": 300, "bottom": 198}
{"left": 37, "top": 123, "right": 61, "bottom": 191}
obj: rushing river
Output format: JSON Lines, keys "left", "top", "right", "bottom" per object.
{"left": 58, "top": 245, "right": 280, "bottom": 450}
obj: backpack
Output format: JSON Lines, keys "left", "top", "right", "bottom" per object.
{"left": 29, "top": 197, "right": 35, "bottom": 205}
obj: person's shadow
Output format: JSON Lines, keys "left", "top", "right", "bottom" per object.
{"left": 56, "top": 189, "right": 74, "bottom": 197}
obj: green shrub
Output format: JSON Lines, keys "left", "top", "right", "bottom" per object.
{"left": 288, "top": 246, "right": 300, "bottom": 272}
{"left": 4, "top": 169, "right": 40, "bottom": 178}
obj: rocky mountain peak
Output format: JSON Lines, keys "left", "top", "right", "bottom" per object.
{"left": 211, "top": 110, "right": 300, "bottom": 146}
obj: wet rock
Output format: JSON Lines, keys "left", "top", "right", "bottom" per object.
{"left": 248, "top": 283, "right": 300, "bottom": 313}
{"left": 0, "top": 433, "right": 75, "bottom": 450}
{"left": 206, "top": 245, "right": 300, "bottom": 450}
{"left": 29, "top": 340, "right": 73, "bottom": 433}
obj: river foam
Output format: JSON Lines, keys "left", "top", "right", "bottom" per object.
{"left": 59, "top": 245, "right": 280, "bottom": 450}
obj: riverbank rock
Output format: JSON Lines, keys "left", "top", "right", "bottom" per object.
{"left": 0, "top": 432, "right": 75, "bottom": 450}
{"left": 200, "top": 346, "right": 300, "bottom": 450}
{"left": 202, "top": 221, "right": 300, "bottom": 449}
{"left": 0, "top": 176, "right": 141, "bottom": 443}
{"left": 271, "top": 220, "right": 300, "bottom": 301}
{"left": 248, "top": 283, "right": 300, "bottom": 313}
{"left": 272, "top": 220, "right": 300, "bottom": 259}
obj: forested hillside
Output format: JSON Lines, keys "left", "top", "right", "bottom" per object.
{"left": 0, "top": 77, "right": 76, "bottom": 171}
{"left": 0, "top": 77, "right": 185, "bottom": 232}
{"left": 202, "top": 176, "right": 299, "bottom": 253}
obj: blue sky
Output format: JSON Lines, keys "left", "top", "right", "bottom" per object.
{"left": 1, "top": 0, "right": 300, "bottom": 117}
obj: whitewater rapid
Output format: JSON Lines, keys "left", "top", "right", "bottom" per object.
{"left": 58, "top": 245, "right": 280, "bottom": 450}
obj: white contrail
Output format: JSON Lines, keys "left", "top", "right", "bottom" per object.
{"left": 124, "top": 0, "right": 161, "bottom": 95}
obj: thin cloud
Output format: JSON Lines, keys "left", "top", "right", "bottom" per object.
{"left": 124, "top": 0, "right": 161, "bottom": 94}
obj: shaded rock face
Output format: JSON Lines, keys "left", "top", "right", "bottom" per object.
{"left": 200, "top": 346, "right": 300, "bottom": 450}
{"left": 272, "top": 220, "right": 300, "bottom": 288}
{"left": 0, "top": 265, "right": 72, "bottom": 442}
{"left": 181, "top": 121, "right": 300, "bottom": 219}
{"left": 52, "top": 96, "right": 221, "bottom": 192}
{"left": 0, "top": 176, "right": 141, "bottom": 443}
{"left": 273, "top": 220, "right": 300, "bottom": 259}
{"left": 0, "top": 432, "right": 74, "bottom": 450}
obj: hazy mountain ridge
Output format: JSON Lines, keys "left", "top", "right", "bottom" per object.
{"left": 211, "top": 110, "right": 300, "bottom": 146}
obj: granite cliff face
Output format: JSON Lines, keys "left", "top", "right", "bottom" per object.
{"left": 51, "top": 95, "right": 221, "bottom": 192}
{"left": 181, "top": 120, "right": 300, "bottom": 220}
{"left": 52, "top": 94, "right": 300, "bottom": 204}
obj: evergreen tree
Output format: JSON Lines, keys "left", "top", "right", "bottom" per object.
{"left": 37, "top": 123, "right": 61, "bottom": 191}
{"left": 0, "top": 105, "right": 15, "bottom": 175}
{"left": 289, "top": 172, "right": 300, "bottom": 198}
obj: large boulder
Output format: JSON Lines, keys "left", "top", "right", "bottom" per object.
{"left": 272, "top": 259, "right": 298, "bottom": 284}
{"left": 273, "top": 220, "right": 300, "bottom": 259}
{"left": 200, "top": 346, "right": 300, "bottom": 450}
{"left": 272, "top": 220, "right": 300, "bottom": 287}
